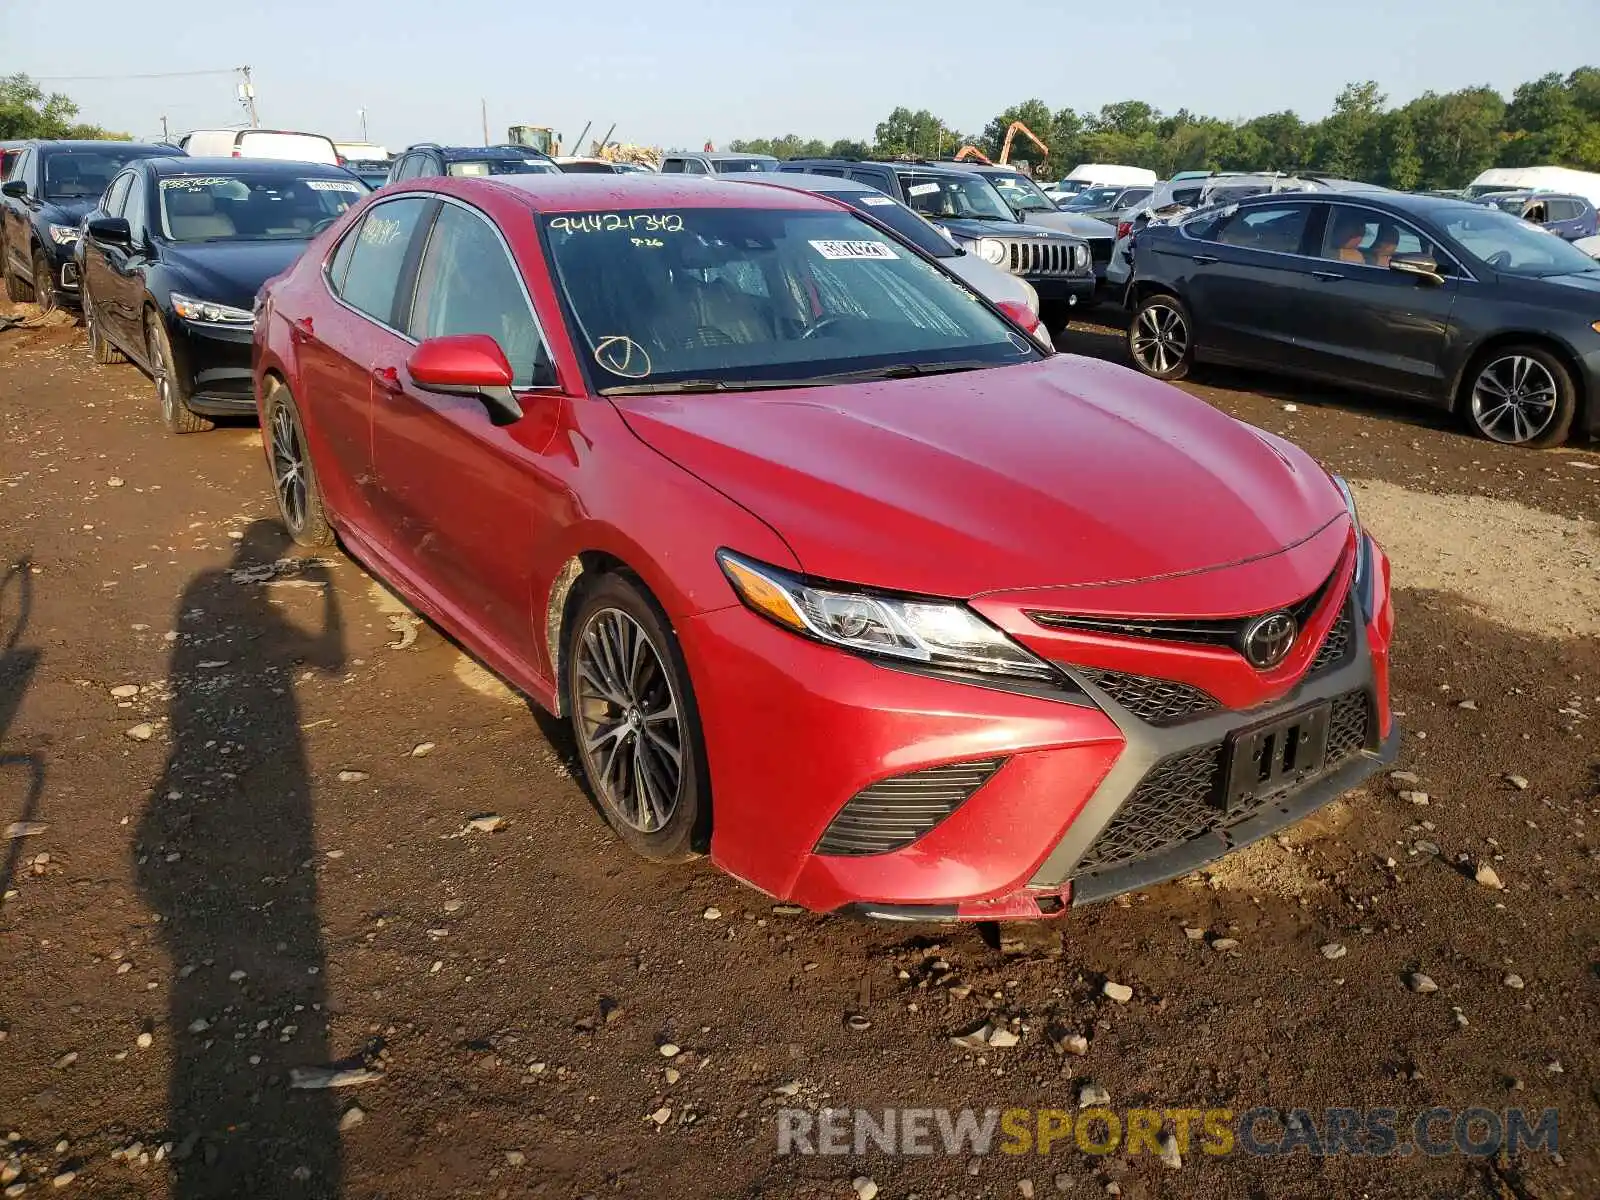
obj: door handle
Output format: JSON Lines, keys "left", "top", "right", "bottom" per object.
{"left": 1312, "top": 271, "right": 1343, "bottom": 281}
{"left": 370, "top": 365, "right": 404, "bottom": 395}
{"left": 1191, "top": 254, "right": 1219, "bottom": 265}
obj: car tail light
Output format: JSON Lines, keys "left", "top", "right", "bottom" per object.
{"left": 1116, "top": 221, "right": 1132, "bottom": 240}
{"left": 996, "top": 299, "right": 1042, "bottom": 335}
{"left": 231, "top": 147, "right": 241, "bottom": 157}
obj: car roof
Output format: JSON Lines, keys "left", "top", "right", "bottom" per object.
{"left": 442, "top": 173, "right": 838, "bottom": 213}
{"left": 782, "top": 158, "right": 976, "bottom": 179}
{"left": 34, "top": 140, "right": 173, "bottom": 154}
{"left": 668, "top": 151, "right": 777, "bottom": 162}
{"left": 144, "top": 156, "right": 357, "bottom": 176}
{"left": 753, "top": 172, "right": 874, "bottom": 194}
{"left": 1232, "top": 189, "right": 1477, "bottom": 218}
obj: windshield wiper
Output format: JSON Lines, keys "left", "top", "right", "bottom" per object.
{"left": 599, "top": 361, "right": 1002, "bottom": 397}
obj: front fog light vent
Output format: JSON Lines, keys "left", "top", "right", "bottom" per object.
{"left": 814, "top": 759, "right": 1007, "bottom": 856}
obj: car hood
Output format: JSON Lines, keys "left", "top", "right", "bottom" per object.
{"left": 943, "top": 254, "right": 1033, "bottom": 308}
{"left": 615, "top": 356, "right": 1345, "bottom": 597}
{"left": 1527, "top": 268, "right": 1600, "bottom": 294}
{"left": 40, "top": 198, "right": 94, "bottom": 225}
{"left": 934, "top": 217, "right": 1073, "bottom": 244}
{"left": 161, "top": 239, "right": 312, "bottom": 310}
{"left": 1020, "top": 211, "right": 1116, "bottom": 238}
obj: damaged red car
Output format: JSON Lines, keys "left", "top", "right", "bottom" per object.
{"left": 253, "top": 174, "right": 1397, "bottom": 920}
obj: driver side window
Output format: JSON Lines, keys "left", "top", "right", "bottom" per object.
{"left": 103, "top": 172, "right": 134, "bottom": 218}
{"left": 406, "top": 201, "right": 554, "bottom": 387}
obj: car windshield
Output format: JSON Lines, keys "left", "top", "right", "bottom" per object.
{"left": 158, "top": 173, "right": 365, "bottom": 242}
{"left": 899, "top": 172, "right": 1015, "bottom": 223}
{"left": 1065, "top": 186, "right": 1124, "bottom": 209}
{"left": 984, "top": 173, "right": 1057, "bottom": 213}
{"left": 1053, "top": 180, "right": 1092, "bottom": 197}
{"left": 1440, "top": 206, "right": 1599, "bottom": 276}
{"left": 823, "top": 192, "right": 955, "bottom": 259}
{"left": 711, "top": 159, "right": 775, "bottom": 174}
{"left": 42, "top": 149, "right": 159, "bottom": 200}
{"left": 542, "top": 207, "right": 1038, "bottom": 393}
{"left": 1484, "top": 194, "right": 1529, "bottom": 214}
{"left": 446, "top": 158, "right": 557, "bottom": 177}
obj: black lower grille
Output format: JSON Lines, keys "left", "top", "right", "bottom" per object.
{"left": 1071, "top": 688, "right": 1372, "bottom": 878}
{"left": 1079, "top": 668, "right": 1219, "bottom": 725}
{"left": 1309, "top": 601, "right": 1354, "bottom": 674}
{"left": 814, "top": 759, "right": 1005, "bottom": 856}
{"left": 1087, "top": 236, "right": 1113, "bottom": 266}
{"left": 1326, "top": 690, "right": 1370, "bottom": 762}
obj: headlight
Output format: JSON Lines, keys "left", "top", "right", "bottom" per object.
{"left": 170, "top": 292, "right": 254, "bottom": 325}
{"left": 48, "top": 223, "right": 79, "bottom": 246}
{"left": 974, "top": 237, "right": 1008, "bottom": 266}
{"left": 1070, "top": 243, "right": 1089, "bottom": 272}
{"left": 717, "top": 551, "right": 1055, "bottom": 681}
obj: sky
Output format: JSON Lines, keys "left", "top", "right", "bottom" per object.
{"left": 4, "top": 0, "right": 1599, "bottom": 155}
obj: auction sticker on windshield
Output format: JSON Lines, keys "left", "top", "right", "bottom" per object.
{"left": 860, "top": 196, "right": 895, "bottom": 206}
{"left": 810, "top": 240, "right": 899, "bottom": 260}
{"left": 306, "top": 180, "right": 364, "bottom": 193}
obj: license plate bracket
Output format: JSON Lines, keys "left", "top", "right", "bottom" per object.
{"left": 1219, "top": 701, "right": 1332, "bottom": 814}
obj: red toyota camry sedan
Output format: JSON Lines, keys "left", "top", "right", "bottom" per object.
{"left": 252, "top": 174, "right": 1397, "bottom": 920}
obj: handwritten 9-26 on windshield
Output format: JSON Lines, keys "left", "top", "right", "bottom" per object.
{"left": 550, "top": 213, "right": 684, "bottom": 234}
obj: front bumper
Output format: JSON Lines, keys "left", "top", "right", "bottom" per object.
{"left": 679, "top": 536, "right": 1395, "bottom": 918}
{"left": 43, "top": 240, "right": 81, "bottom": 303}
{"left": 170, "top": 317, "right": 258, "bottom": 415}
{"left": 1031, "top": 274, "right": 1097, "bottom": 306}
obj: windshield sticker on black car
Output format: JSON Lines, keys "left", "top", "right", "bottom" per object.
{"left": 593, "top": 336, "right": 652, "bottom": 378}
{"left": 809, "top": 240, "right": 898, "bottom": 261}
{"left": 860, "top": 196, "right": 895, "bottom": 207}
{"left": 306, "top": 180, "right": 363, "bottom": 193}
{"left": 906, "top": 182, "right": 940, "bottom": 197}
{"left": 160, "top": 177, "right": 240, "bottom": 190}
{"left": 550, "top": 213, "right": 685, "bottom": 235}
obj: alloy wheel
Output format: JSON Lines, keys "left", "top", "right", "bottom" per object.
{"left": 1469, "top": 355, "right": 1559, "bottom": 445}
{"left": 1131, "top": 302, "right": 1188, "bottom": 375}
{"left": 269, "top": 403, "right": 309, "bottom": 534}
{"left": 573, "top": 608, "right": 683, "bottom": 833}
{"left": 148, "top": 326, "right": 175, "bottom": 424}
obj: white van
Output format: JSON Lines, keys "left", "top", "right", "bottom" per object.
{"left": 1049, "top": 162, "right": 1158, "bottom": 201}
{"left": 179, "top": 128, "right": 340, "bottom": 165}
{"left": 1468, "top": 165, "right": 1600, "bottom": 207}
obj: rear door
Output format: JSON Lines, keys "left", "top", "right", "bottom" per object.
{"left": 1285, "top": 202, "right": 1458, "bottom": 399}
{"left": 1543, "top": 197, "right": 1589, "bottom": 240}
{"left": 80, "top": 170, "right": 134, "bottom": 341}
{"left": 300, "top": 194, "right": 435, "bottom": 530}
{"left": 369, "top": 196, "right": 562, "bottom": 674}
{"left": 2, "top": 149, "right": 36, "bottom": 278}
{"left": 1178, "top": 200, "right": 1320, "bottom": 367}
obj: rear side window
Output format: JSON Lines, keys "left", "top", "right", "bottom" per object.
{"left": 1214, "top": 205, "right": 1310, "bottom": 253}
{"left": 660, "top": 158, "right": 685, "bottom": 174}
{"left": 407, "top": 202, "right": 553, "bottom": 386}
{"left": 335, "top": 196, "right": 430, "bottom": 326}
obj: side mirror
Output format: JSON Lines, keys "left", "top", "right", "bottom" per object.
{"left": 86, "top": 217, "right": 131, "bottom": 247}
{"left": 1, "top": 180, "right": 26, "bottom": 200}
{"left": 1388, "top": 254, "right": 1444, "bottom": 286}
{"left": 406, "top": 334, "right": 524, "bottom": 425}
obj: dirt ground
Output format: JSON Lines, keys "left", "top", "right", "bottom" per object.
{"left": 0, "top": 305, "right": 1596, "bottom": 1200}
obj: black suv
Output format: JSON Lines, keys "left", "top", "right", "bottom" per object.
{"left": 1, "top": 140, "right": 174, "bottom": 309}
{"left": 778, "top": 158, "right": 1094, "bottom": 317}
{"left": 386, "top": 143, "right": 560, "bottom": 183}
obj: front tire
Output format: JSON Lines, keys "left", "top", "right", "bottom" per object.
{"left": 1127, "top": 292, "right": 1194, "bottom": 381}
{"left": 32, "top": 248, "right": 57, "bottom": 313}
{"left": 566, "top": 574, "right": 708, "bottom": 863}
{"left": 1463, "top": 344, "right": 1576, "bottom": 448}
{"left": 145, "top": 310, "right": 212, "bottom": 434}
{"left": 262, "top": 381, "right": 333, "bottom": 547}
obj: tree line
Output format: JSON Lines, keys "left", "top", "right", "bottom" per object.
{"left": 730, "top": 68, "right": 1600, "bottom": 190}
{"left": 0, "top": 74, "right": 128, "bottom": 141}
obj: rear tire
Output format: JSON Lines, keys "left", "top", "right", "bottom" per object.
{"left": 145, "top": 310, "right": 212, "bottom": 434}
{"left": 84, "top": 283, "right": 125, "bottom": 364}
{"left": 1127, "top": 292, "right": 1194, "bottom": 381}
{"left": 31, "top": 248, "right": 57, "bottom": 313}
{"left": 1461, "top": 343, "right": 1576, "bottom": 449}
{"left": 262, "top": 381, "right": 333, "bottom": 547}
{"left": 566, "top": 573, "right": 709, "bottom": 863}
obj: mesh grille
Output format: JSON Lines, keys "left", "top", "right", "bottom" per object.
{"left": 1326, "top": 690, "right": 1370, "bottom": 762}
{"left": 1087, "top": 236, "right": 1114, "bottom": 266}
{"left": 1072, "top": 743, "right": 1223, "bottom": 872}
{"left": 1079, "top": 668, "right": 1220, "bottom": 725}
{"left": 1308, "top": 600, "right": 1354, "bottom": 675}
{"left": 1071, "top": 688, "right": 1372, "bottom": 878}
{"left": 815, "top": 759, "right": 1005, "bottom": 856}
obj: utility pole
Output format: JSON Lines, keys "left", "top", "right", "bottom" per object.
{"left": 358, "top": 108, "right": 368, "bottom": 141}
{"left": 481, "top": 99, "right": 489, "bottom": 146}
{"left": 238, "top": 65, "right": 259, "bottom": 128}
{"left": 160, "top": 115, "right": 170, "bottom": 142}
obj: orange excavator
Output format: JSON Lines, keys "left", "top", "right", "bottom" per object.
{"left": 955, "top": 120, "right": 1049, "bottom": 167}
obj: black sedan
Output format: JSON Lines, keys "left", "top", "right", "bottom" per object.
{"left": 1124, "top": 190, "right": 1600, "bottom": 447}
{"left": 76, "top": 157, "right": 367, "bottom": 433}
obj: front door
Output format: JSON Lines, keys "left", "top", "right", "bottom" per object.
{"left": 368, "top": 197, "right": 563, "bottom": 677}
{"left": 1287, "top": 203, "right": 1458, "bottom": 399}
{"left": 80, "top": 170, "right": 134, "bottom": 343}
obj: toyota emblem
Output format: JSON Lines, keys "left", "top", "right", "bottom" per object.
{"left": 1241, "top": 611, "right": 1296, "bottom": 669}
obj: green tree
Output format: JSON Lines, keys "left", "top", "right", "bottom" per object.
{"left": 872, "top": 107, "right": 956, "bottom": 159}
{"left": 1381, "top": 111, "right": 1423, "bottom": 190}
{"left": 0, "top": 73, "right": 127, "bottom": 140}
{"left": 827, "top": 138, "right": 871, "bottom": 159}
{"left": 980, "top": 99, "right": 1055, "bottom": 167}
{"left": 1312, "top": 81, "right": 1386, "bottom": 178}
{"left": 1499, "top": 72, "right": 1587, "bottom": 166}
{"left": 1404, "top": 87, "right": 1504, "bottom": 188}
